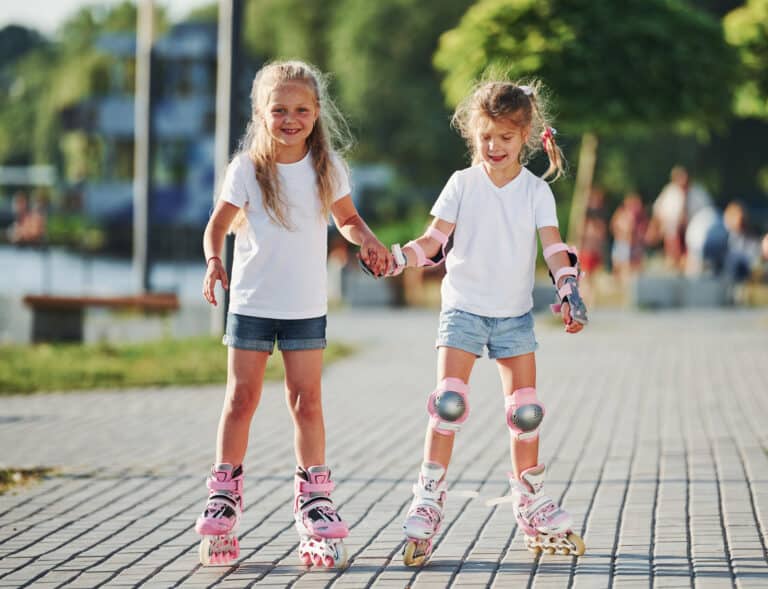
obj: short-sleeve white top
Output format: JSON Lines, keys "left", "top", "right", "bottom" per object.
{"left": 430, "top": 165, "right": 559, "bottom": 317}
{"left": 219, "top": 150, "right": 350, "bottom": 319}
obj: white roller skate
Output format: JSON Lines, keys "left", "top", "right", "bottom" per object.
{"left": 294, "top": 465, "right": 349, "bottom": 568}
{"left": 507, "top": 464, "right": 585, "bottom": 556}
{"left": 195, "top": 463, "right": 243, "bottom": 565}
{"left": 402, "top": 462, "right": 446, "bottom": 566}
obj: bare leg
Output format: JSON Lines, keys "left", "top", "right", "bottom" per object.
{"left": 424, "top": 346, "right": 477, "bottom": 472}
{"left": 216, "top": 348, "right": 270, "bottom": 465}
{"left": 282, "top": 349, "right": 325, "bottom": 468}
{"left": 496, "top": 353, "right": 537, "bottom": 479}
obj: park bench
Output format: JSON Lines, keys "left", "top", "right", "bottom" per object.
{"left": 22, "top": 293, "right": 179, "bottom": 343}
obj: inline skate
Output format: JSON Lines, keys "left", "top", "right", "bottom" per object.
{"left": 507, "top": 464, "right": 585, "bottom": 556}
{"left": 294, "top": 465, "right": 349, "bottom": 568}
{"left": 195, "top": 463, "right": 243, "bottom": 565}
{"left": 402, "top": 462, "right": 447, "bottom": 566}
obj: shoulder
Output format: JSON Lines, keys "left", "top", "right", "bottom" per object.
{"left": 521, "top": 167, "right": 554, "bottom": 196}
{"left": 448, "top": 165, "right": 481, "bottom": 188}
{"left": 228, "top": 152, "right": 253, "bottom": 176}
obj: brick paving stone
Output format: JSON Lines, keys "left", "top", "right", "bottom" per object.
{"left": 1, "top": 308, "right": 767, "bottom": 587}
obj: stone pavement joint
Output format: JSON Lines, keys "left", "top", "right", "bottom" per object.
{"left": 1, "top": 308, "right": 767, "bottom": 587}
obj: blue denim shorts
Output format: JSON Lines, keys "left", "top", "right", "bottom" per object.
{"left": 436, "top": 307, "right": 538, "bottom": 359}
{"left": 223, "top": 313, "right": 327, "bottom": 353}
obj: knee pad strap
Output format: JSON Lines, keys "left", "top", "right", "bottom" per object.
{"left": 427, "top": 377, "right": 469, "bottom": 435}
{"left": 505, "top": 387, "right": 545, "bottom": 441}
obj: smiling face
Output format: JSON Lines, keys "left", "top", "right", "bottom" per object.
{"left": 265, "top": 81, "right": 319, "bottom": 161}
{"left": 474, "top": 114, "right": 529, "bottom": 176}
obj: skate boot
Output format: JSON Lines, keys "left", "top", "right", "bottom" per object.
{"left": 509, "top": 464, "right": 585, "bottom": 556}
{"left": 294, "top": 465, "right": 349, "bottom": 568}
{"left": 402, "top": 462, "right": 447, "bottom": 566}
{"left": 195, "top": 463, "right": 243, "bottom": 565}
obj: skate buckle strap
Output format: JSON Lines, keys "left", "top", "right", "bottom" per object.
{"left": 298, "top": 479, "right": 335, "bottom": 494}
{"left": 207, "top": 477, "right": 243, "bottom": 494}
{"left": 412, "top": 483, "right": 444, "bottom": 503}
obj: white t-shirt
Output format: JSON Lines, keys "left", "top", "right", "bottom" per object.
{"left": 219, "top": 150, "right": 350, "bottom": 319}
{"left": 430, "top": 165, "right": 559, "bottom": 317}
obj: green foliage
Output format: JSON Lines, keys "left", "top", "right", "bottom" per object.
{"left": 434, "top": 0, "right": 739, "bottom": 134}
{"left": 0, "top": 337, "right": 355, "bottom": 395}
{"left": 327, "top": 0, "right": 473, "bottom": 185}
{"left": 0, "top": 467, "right": 54, "bottom": 494}
{"left": 725, "top": 0, "right": 768, "bottom": 118}
{"left": 46, "top": 214, "right": 105, "bottom": 250}
{"left": 242, "top": 0, "right": 339, "bottom": 67}
{"left": 0, "top": 25, "right": 46, "bottom": 68}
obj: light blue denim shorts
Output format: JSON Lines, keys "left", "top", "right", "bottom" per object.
{"left": 436, "top": 307, "right": 538, "bottom": 359}
{"left": 223, "top": 313, "right": 327, "bottom": 354}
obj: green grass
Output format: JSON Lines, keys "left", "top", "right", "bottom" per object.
{"left": 0, "top": 337, "right": 355, "bottom": 395}
{"left": 0, "top": 467, "right": 55, "bottom": 494}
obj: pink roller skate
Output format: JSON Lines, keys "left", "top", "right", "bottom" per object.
{"left": 402, "top": 462, "right": 446, "bottom": 566}
{"left": 509, "top": 464, "right": 585, "bottom": 556}
{"left": 294, "top": 465, "right": 349, "bottom": 568}
{"left": 195, "top": 463, "right": 243, "bottom": 565}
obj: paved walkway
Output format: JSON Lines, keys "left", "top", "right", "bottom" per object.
{"left": 1, "top": 308, "right": 767, "bottom": 588}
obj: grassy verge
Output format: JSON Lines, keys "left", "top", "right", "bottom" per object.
{"left": 0, "top": 337, "right": 355, "bottom": 395}
{"left": 0, "top": 467, "right": 55, "bottom": 494}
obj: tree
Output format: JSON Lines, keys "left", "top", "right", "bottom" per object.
{"left": 724, "top": 0, "right": 768, "bottom": 119}
{"left": 434, "top": 0, "right": 739, "bottom": 241}
{"left": 328, "top": 0, "right": 473, "bottom": 188}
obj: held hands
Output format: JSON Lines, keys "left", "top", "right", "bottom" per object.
{"left": 203, "top": 257, "right": 228, "bottom": 306}
{"left": 357, "top": 237, "right": 392, "bottom": 278}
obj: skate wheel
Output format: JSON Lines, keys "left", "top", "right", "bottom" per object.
{"left": 545, "top": 546, "right": 555, "bottom": 555}
{"left": 199, "top": 537, "right": 212, "bottom": 566}
{"left": 324, "top": 556, "right": 335, "bottom": 568}
{"left": 566, "top": 533, "right": 586, "bottom": 556}
{"left": 312, "top": 554, "right": 323, "bottom": 567}
{"left": 300, "top": 551, "right": 312, "bottom": 566}
{"left": 403, "top": 540, "right": 428, "bottom": 567}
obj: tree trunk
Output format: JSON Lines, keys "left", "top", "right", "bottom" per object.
{"left": 567, "top": 132, "right": 599, "bottom": 245}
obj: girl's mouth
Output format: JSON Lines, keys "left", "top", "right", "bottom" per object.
{"left": 282, "top": 128, "right": 301, "bottom": 135}
{"left": 488, "top": 154, "right": 507, "bottom": 163}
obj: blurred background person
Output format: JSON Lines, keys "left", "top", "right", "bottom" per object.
{"left": 722, "top": 201, "right": 763, "bottom": 283}
{"left": 578, "top": 186, "right": 608, "bottom": 305}
{"left": 610, "top": 192, "right": 648, "bottom": 291}
{"left": 6, "top": 191, "right": 46, "bottom": 246}
{"left": 647, "top": 166, "right": 688, "bottom": 272}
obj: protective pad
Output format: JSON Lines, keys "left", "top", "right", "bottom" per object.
{"left": 427, "top": 377, "right": 470, "bottom": 435}
{"left": 505, "top": 387, "right": 545, "bottom": 441}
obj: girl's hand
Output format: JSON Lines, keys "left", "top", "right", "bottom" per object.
{"left": 203, "top": 257, "right": 228, "bottom": 306}
{"left": 359, "top": 238, "right": 391, "bottom": 277}
{"left": 561, "top": 302, "right": 584, "bottom": 334}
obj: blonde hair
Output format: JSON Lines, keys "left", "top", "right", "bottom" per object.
{"left": 451, "top": 78, "right": 565, "bottom": 181}
{"left": 227, "top": 60, "right": 352, "bottom": 230}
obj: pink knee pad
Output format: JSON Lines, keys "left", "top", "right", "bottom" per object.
{"left": 505, "top": 387, "right": 545, "bottom": 441}
{"left": 427, "top": 377, "right": 470, "bottom": 435}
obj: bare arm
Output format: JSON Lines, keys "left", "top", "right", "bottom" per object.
{"left": 202, "top": 200, "right": 239, "bottom": 306}
{"left": 331, "top": 195, "right": 390, "bottom": 276}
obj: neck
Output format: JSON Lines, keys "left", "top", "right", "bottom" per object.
{"left": 483, "top": 161, "right": 523, "bottom": 188}
{"left": 275, "top": 143, "right": 309, "bottom": 164}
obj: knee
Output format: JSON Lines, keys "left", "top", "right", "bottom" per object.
{"left": 285, "top": 383, "right": 323, "bottom": 423}
{"left": 505, "top": 387, "right": 544, "bottom": 442}
{"left": 224, "top": 381, "right": 260, "bottom": 420}
{"left": 428, "top": 377, "right": 470, "bottom": 436}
